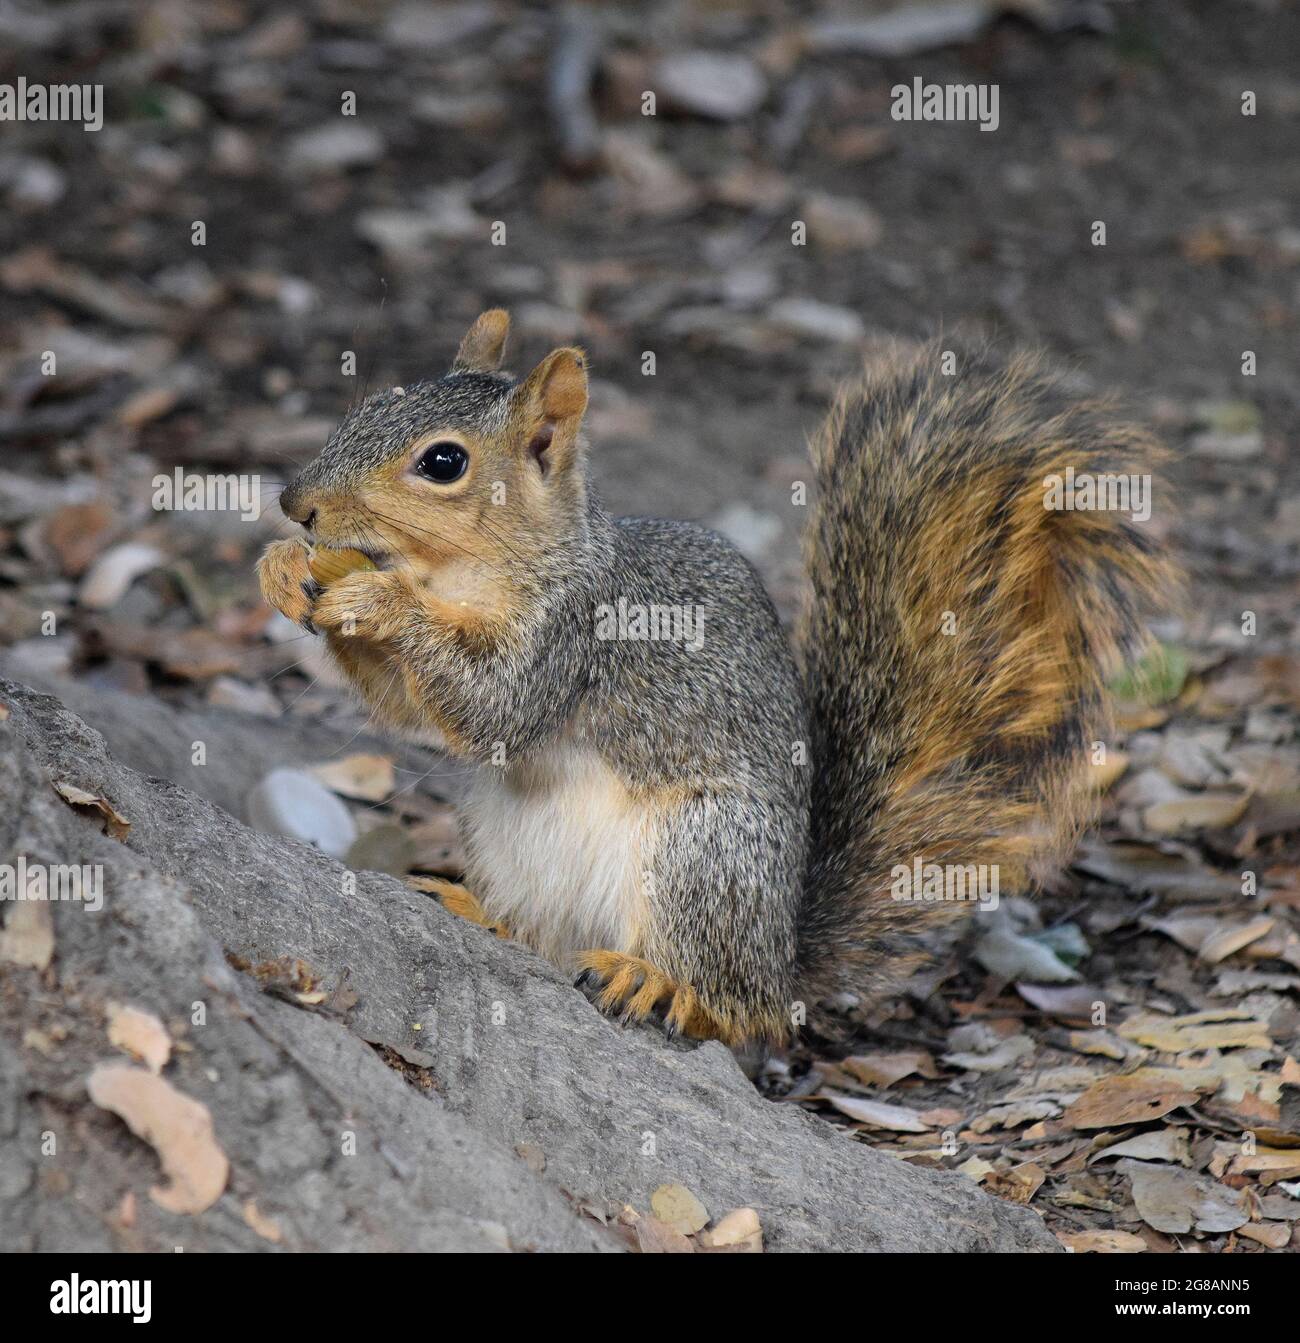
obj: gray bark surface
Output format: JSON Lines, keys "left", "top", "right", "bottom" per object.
{"left": 0, "top": 676, "right": 1058, "bottom": 1252}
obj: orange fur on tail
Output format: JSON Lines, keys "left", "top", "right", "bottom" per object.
{"left": 797, "top": 343, "right": 1178, "bottom": 999}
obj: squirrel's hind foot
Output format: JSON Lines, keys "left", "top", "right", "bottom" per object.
{"left": 408, "top": 877, "right": 510, "bottom": 939}
{"left": 573, "top": 950, "right": 728, "bottom": 1043}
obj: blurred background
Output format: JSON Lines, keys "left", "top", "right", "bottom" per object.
{"left": 1, "top": 0, "right": 1299, "bottom": 1247}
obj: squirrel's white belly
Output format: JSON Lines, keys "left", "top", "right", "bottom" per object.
{"left": 459, "top": 741, "right": 649, "bottom": 963}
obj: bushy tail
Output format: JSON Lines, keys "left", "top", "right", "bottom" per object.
{"left": 796, "top": 343, "right": 1177, "bottom": 999}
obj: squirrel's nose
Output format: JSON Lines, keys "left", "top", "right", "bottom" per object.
{"left": 279, "top": 483, "right": 315, "bottom": 529}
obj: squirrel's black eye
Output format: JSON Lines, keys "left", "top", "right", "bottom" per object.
{"left": 415, "top": 441, "right": 468, "bottom": 484}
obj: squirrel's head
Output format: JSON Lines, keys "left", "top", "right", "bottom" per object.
{"left": 279, "top": 309, "right": 590, "bottom": 603}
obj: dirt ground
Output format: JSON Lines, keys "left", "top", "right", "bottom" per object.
{"left": 1, "top": 0, "right": 1298, "bottom": 1251}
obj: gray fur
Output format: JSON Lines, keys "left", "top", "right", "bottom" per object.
{"left": 282, "top": 367, "right": 807, "bottom": 1030}
{"left": 281, "top": 373, "right": 516, "bottom": 514}
{"left": 278, "top": 339, "right": 1171, "bottom": 1040}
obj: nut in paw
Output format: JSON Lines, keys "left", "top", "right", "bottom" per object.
{"left": 308, "top": 546, "right": 378, "bottom": 586}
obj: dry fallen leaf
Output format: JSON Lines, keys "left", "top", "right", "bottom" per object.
{"left": 44, "top": 500, "right": 117, "bottom": 577}
{"left": 406, "top": 810, "right": 464, "bottom": 873}
{"left": 1142, "top": 912, "right": 1275, "bottom": 964}
{"left": 1212, "top": 966, "right": 1300, "bottom": 996}
{"left": 970, "top": 1100, "right": 1059, "bottom": 1133}
{"left": 918, "top": 1106, "right": 964, "bottom": 1127}
{"left": 1143, "top": 793, "right": 1249, "bottom": 835}
{"left": 116, "top": 385, "right": 179, "bottom": 429}
{"left": 1181, "top": 1052, "right": 1280, "bottom": 1109}
{"left": 1088, "top": 1127, "right": 1193, "bottom": 1167}
{"left": 1117, "top": 1008, "right": 1272, "bottom": 1052}
{"left": 1239, "top": 1222, "right": 1291, "bottom": 1248}
{"left": 1067, "top": 1030, "right": 1129, "bottom": 1061}
{"left": 0, "top": 900, "right": 55, "bottom": 970}
{"left": 1063, "top": 1071, "right": 1203, "bottom": 1129}
{"left": 942, "top": 1033, "right": 1037, "bottom": 1072}
{"left": 1073, "top": 841, "right": 1242, "bottom": 901}
{"left": 95, "top": 623, "right": 251, "bottom": 681}
{"left": 985, "top": 1162, "right": 1046, "bottom": 1205}
{"left": 649, "top": 1183, "right": 709, "bottom": 1235}
{"left": 22, "top": 1027, "right": 59, "bottom": 1056}
{"left": 79, "top": 542, "right": 167, "bottom": 610}
{"left": 1016, "top": 982, "right": 1111, "bottom": 1022}
{"left": 242, "top": 1198, "right": 283, "bottom": 1243}
{"left": 86, "top": 1062, "right": 228, "bottom": 1214}
{"left": 840, "top": 1049, "right": 938, "bottom": 1088}
{"left": 1198, "top": 917, "right": 1277, "bottom": 964}
{"left": 1120, "top": 1160, "right": 1248, "bottom": 1235}
{"left": 634, "top": 1212, "right": 695, "bottom": 1253}
{"left": 1241, "top": 926, "right": 1300, "bottom": 972}
{"left": 972, "top": 928, "right": 1080, "bottom": 984}
{"left": 106, "top": 1003, "right": 172, "bottom": 1074}
{"left": 1003, "top": 1065, "right": 1099, "bottom": 1101}
{"left": 307, "top": 753, "right": 396, "bottom": 802}
{"left": 825, "top": 1094, "right": 932, "bottom": 1132}
{"left": 1054, "top": 1184, "right": 1123, "bottom": 1213}
{"left": 1058, "top": 1229, "right": 1149, "bottom": 1253}
{"left": 698, "top": 1207, "right": 763, "bottom": 1252}
{"left": 957, "top": 1155, "right": 995, "bottom": 1182}
{"left": 1228, "top": 1150, "right": 1300, "bottom": 1184}
{"left": 52, "top": 781, "right": 131, "bottom": 841}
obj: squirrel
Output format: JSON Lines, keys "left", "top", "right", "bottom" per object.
{"left": 258, "top": 309, "right": 1175, "bottom": 1047}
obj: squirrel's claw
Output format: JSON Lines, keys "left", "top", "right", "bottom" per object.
{"left": 256, "top": 538, "right": 317, "bottom": 629}
{"left": 573, "top": 949, "right": 722, "bottom": 1042}
{"left": 312, "top": 567, "right": 412, "bottom": 642}
{"left": 297, "top": 579, "right": 323, "bottom": 633}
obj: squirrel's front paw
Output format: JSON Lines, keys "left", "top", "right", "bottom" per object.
{"left": 256, "top": 538, "right": 319, "bottom": 632}
{"left": 311, "top": 567, "right": 414, "bottom": 643}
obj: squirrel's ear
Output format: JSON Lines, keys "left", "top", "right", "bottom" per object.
{"left": 513, "top": 347, "right": 588, "bottom": 477}
{"left": 452, "top": 309, "right": 511, "bottom": 373}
